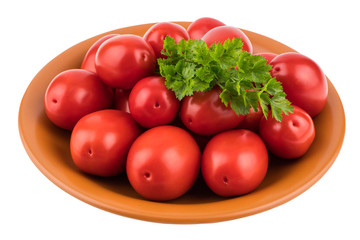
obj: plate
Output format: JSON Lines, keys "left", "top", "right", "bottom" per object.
{"left": 18, "top": 22, "right": 345, "bottom": 224}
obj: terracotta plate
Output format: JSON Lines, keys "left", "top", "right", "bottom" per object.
{"left": 18, "top": 22, "right": 345, "bottom": 224}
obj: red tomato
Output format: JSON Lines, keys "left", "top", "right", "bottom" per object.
{"left": 257, "top": 52, "right": 277, "bottom": 65}
{"left": 143, "top": 22, "right": 189, "bottom": 58}
{"left": 180, "top": 86, "right": 244, "bottom": 136}
{"left": 44, "top": 69, "right": 113, "bottom": 130}
{"left": 202, "top": 129, "right": 268, "bottom": 197}
{"left": 113, "top": 88, "right": 130, "bottom": 113}
{"left": 95, "top": 34, "right": 156, "bottom": 89}
{"left": 129, "top": 76, "right": 180, "bottom": 128}
{"left": 259, "top": 105, "right": 315, "bottom": 159}
{"left": 70, "top": 109, "right": 141, "bottom": 177}
{"left": 187, "top": 17, "right": 225, "bottom": 40}
{"left": 170, "top": 114, "right": 212, "bottom": 151}
{"left": 202, "top": 26, "right": 253, "bottom": 53}
{"left": 126, "top": 126, "right": 201, "bottom": 201}
{"left": 237, "top": 105, "right": 263, "bottom": 132}
{"left": 270, "top": 52, "right": 328, "bottom": 117}
{"left": 81, "top": 34, "right": 118, "bottom": 73}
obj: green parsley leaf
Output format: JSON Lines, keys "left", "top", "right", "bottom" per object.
{"left": 158, "top": 36, "right": 293, "bottom": 121}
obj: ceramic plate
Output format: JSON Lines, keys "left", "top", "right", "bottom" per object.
{"left": 19, "top": 22, "right": 345, "bottom": 223}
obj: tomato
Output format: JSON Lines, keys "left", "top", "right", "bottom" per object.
{"left": 257, "top": 52, "right": 277, "bottom": 65}
{"left": 95, "top": 34, "right": 156, "bottom": 89}
{"left": 126, "top": 125, "right": 201, "bottom": 201}
{"left": 180, "top": 86, "right": 244, "bottom": 136}
{"left": 237, "top": 105, "right": 263, "bottom": 132}
{"left": 259, "top": 105, "right": 315, "bottom": 159}
{"left": 187, "top": 17, "right": 225, "bottom": 40}
{"left": 44, "top": 69, "right": 113, "bottom": 130}
{"left": 128, "top": 76, "right": 180, "bottom": 128}
{"left": 81, "top": 34, "right": 118, "bottom": 73}
{"left": 143, "top": 22, "right": 189, "bottom": 58}
{"left": 201, "top": 26, "right": 253, "bottom": 53}
{"left": 170, "top": 114, "right": 212, "bottom": 150}
{"left": 70, "top": 109, "right": 141, "bottom": 177}
{"left": 270, "top": 52, "right": 328, "bottom": 117}
{"left": 202, "top": 129, "right": 268, "bottom": 197}
{"left": 113, "top": 88, "right": 130, "bottom": 113}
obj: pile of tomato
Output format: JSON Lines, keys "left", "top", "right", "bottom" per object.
{"left": 44, "top": 17, "right": 328, "bottom": 201}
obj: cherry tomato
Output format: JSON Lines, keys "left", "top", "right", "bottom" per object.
{"left": 113, "top": 88, "right": 130, "bottom": 113}
{"left": 270, "top": 52, "right": 328, "bottom": 117}
{"left": 129, "top": 76, "right": 180, "bottom": 128}
{"left": 259, "top": 105, "right": 315, "bottom": 159}
{"left": 95, "top": 34, "right": 156, "bottom": 89}
{"left": 170, "top": 114, "right": 212, "bottom": 151}
{"left": 81, "top": 34, "right": 118, "bottom": 73}
{"left": 237, "top": 105, "right": 263, "bottom": 132}
{"left": 44, "top": 69, "right": 113, "bottom": 130}
{"left": 202, "top": 26, "right": 253, "bottom": 53}
{"left": 143, "top": 22, "right": 189, "bottom": 58}
{"left": 180, "top": 86, "right": 244, "bottom": 136}
{"left": 126, "top": 125, "right": 201, "bottom": 201}
{"left": 257, "top": 52, "right": 277, "bottom": 65}
{"left": 202, "top": 129, "right": 268, "bottom": 197}
{"left": 187, "top": 17, "right": 225, "bottom": 40}
{"left": 70, "top": 109, "right": 141, "bottom": 177}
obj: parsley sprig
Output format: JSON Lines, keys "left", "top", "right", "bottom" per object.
{"left": 157, "top": 36, "right": 293, "bottom": 121}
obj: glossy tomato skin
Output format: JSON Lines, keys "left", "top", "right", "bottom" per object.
{"left": 187, "top": 17, "right": 225, "bottom": 40}
{"left": 126, "top": 126, "right": 201, "bottom": 201}
{"left": 257, "top": 52, "right": 277, "bottom": 65}
{"left": 202, "top": 129, "right": 268, "bottom": 197}
{"left": 180, "top": 86, "right": 244, "bottom": 136}
{"left": 270, "top": 52, "right": 328, "bottom": 117}
{"left": 237, "top": 105, "right": 263, "bottom": 132}
{"left": 129, "top": 76, "right": 180, "bottom": 128}
{"left": 81, "top": 34, "right": 118, "bottom": 73}
{"left": 202, "top": 26, "right": 253, "bottom": 53}
{"left": 44, "top": 69, "right": 113, "bottom": 130}
{"left": 143, "top": 22, "right": 189, "bottom": 58}
{"left": 95, "top": 34, "right": 156, "bottom": 89}
{"left": 113, "top": 88, "right": 130, "bottom": 113}
{"left": 259, "top": 105, "right": 315, "bottom": 159}
{"left": 70, "top": 109, "right": 141, "bottom": 177}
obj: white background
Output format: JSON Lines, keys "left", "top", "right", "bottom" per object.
{"left": 1, "top": 0, "right": 359, "bottom": 239}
